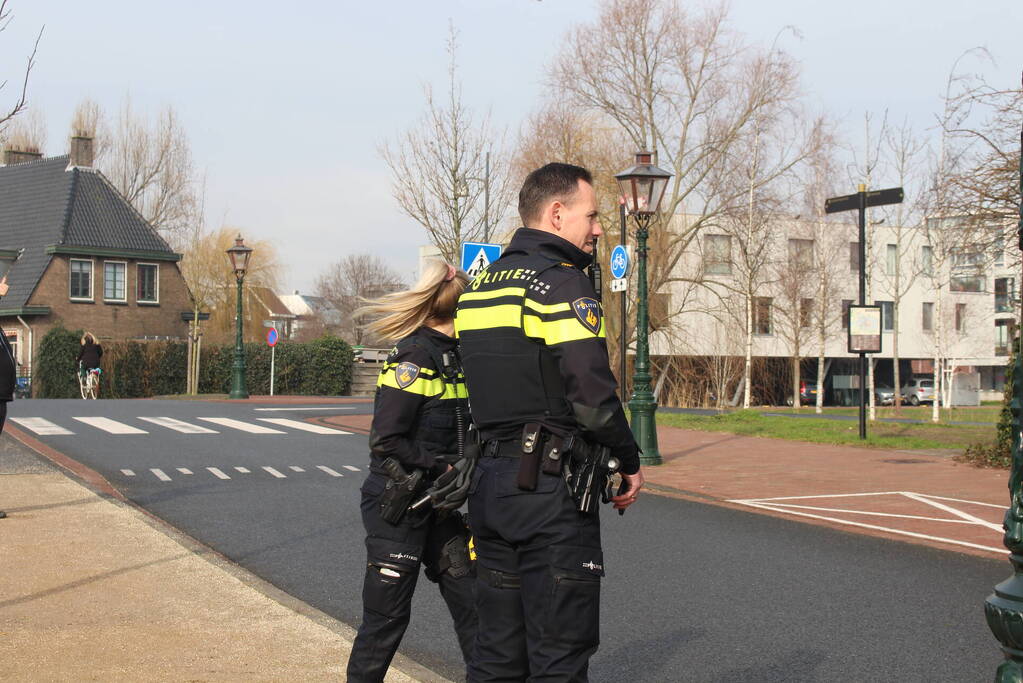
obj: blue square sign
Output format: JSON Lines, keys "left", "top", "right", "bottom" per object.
{"left": 461, "top": 242, "right": 503, "bottom": 278}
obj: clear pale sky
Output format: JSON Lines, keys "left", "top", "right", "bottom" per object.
{"left": 1, "top": 0, "right": 1020, "bottom": 293}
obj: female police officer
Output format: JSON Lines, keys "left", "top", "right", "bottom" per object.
{"left": 346, "top": 260, "right": 476, "bottom": 682}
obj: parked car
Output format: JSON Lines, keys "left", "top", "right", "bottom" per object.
{"left": 874, "top": 383, "right": 896, "bottom": 405}
{"left": 785, "top": 380, "right": 821, "bottom": 406}
{"left": 901, "top": 377, "right": 936, "bottom": 405}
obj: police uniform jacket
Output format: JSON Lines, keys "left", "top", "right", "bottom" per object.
{"left": 368, "top": 326, "right": 468, "bottom": 477}
{"left": 455, "top": 227, "right": 640, "bottom": 475}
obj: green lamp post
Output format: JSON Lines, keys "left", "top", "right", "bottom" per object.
{"left": 615, "top": 151, "right": 672, "bottom": 466}
{"left": 226, "top": 234, "right": 253, "bottom": 400}
{"left": 985, "top": 89, "right": 1023, "bottom": 682}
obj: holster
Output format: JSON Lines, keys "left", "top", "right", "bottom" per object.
{"left": 565, "top": 441, "right": 619, "bottom": 515}
{"left": 378, "top": 457, "right": 425, "bottom": 525}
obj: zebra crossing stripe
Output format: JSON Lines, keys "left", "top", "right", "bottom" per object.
{"left": 317, "top": 466, "right": 343, "bottom": 477}
{"left": 207, "top": 467, "right": 231, "bottom": 480}
{"left": 198, "top": 417, "right": 285, "bottom": 434}
{"left": 262, "top": 466, "right": 286, "bottom": 478}
{"left": 177, "top": 468, "right": 193, "bottom": 475}
{"left": 151, "top": 468, "right": 171, "bottom": 482}
{"left": 121, "top": 469, "right": 135, "bottom": 476}
{"left": 343, "top": 465, "right": 361, "bottom": 472}
{"left": 139, "top": 417, "right": 218, "bottom": 434}
{"left": 289, "top": 466, "right": 305, "bottom": 472}
{"left": 9, "top": 417, "right": 74, "bottom": 435}
{"left": 256, "top": 418, "right": 352, "bottom": 434}
{"left": 235, "top": 467, "right": 251, "bottom": 474}
{"left": 74, "top": 417, "right": 148, "bottom": 435}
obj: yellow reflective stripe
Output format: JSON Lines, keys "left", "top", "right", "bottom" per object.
{"left": 459, "top": 287, "right": 525, "bottom": 302}
{"left": 378, "top": 362, "right": 437, "bottom": 377}
{"left": 456, "top": 304, "right": 523, "bottom": 331}
{"left": 378, "top": 372, "right": 446, "bottom": 397}
{"left": 439, "top": 383, "right": 469, "bottom": 400}
{"left": 523, "top": 313, "right": 605, "bottom": 344}
{"left": 524, "top": 299, "right": 571, "bottom": 314}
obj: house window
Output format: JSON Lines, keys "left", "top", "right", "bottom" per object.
{"left": 104, "top": 261, "right": 127, "bottom": 302}
{"left": 878, "top": 300, "right": 894, "bottom": 331}
{"left": 950, "top": 275, "right": 985, "bottom": 292}
{"left": 799, "top": 298, "right": 813, "bottom": 328}
{"left": 994, "top": 235, "right": 1005, "bottom": 267}
{"left": 996, "top": 320, "right": 1013, "bottom": 356}
{"left": 789, "top": 239, "right": 814, "bottom": 269}
{"left": 69, "top": 259, "right": 93, "bottom": 300}
{"left": 137, "top": 263, "right": 159, "bottom": 303}
{"left": 886, "top": 244, "right": 897, "bottom": 276}
{"left": 841, "top": 299, "right": 853, "bottom": 330}
{"left": 921, "top": 245, "right": 933, "bottom": 275}
{"left": 951, "top": 247, "right": 983, "bottom": 269}
{"left": 704, "top": 234, "right": 731, "bottom": 275}
{"left": 849, "top": 242, "right": 860, "bottom": 272}
{"left": 4, "top": 331, "right": 17, "bottom": 369}
{"left": 753, "top": 297, "right": 772, "bottom": 335}
{"left": 922, "top": 302, "right": 934, "bottom": 331}
{"left": 955, "top": 303, "right": 967, "bottom": 332}
{"left": 995, "top": 277, "right": 1015, "bottom": 313}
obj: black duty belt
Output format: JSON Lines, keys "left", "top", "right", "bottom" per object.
{"left": 483, "top": 439, "right": 525, "bottom": 458}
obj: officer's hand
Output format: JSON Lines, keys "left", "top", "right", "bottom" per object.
{"left": 611, "top": 468, "right": 644, "bottom": 511}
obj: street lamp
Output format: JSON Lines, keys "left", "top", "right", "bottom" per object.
{"left": 616, "top": 151, "right": 672, "bottom": 466}
{"left": 226, "top": 234, "right": 253, "bottom": 399}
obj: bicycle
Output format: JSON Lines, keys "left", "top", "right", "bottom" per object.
{"left": 78, "top": 363, "right": 101, "bottom": 400}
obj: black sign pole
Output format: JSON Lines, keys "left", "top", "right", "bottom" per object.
{"left": 620, "top": 202, "right": 628, "bottom": 401}
{"left": 857, "top": 184, "right": 867, "bottom": 440}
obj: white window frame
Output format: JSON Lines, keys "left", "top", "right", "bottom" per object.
{"left": 103, "top": 260, "right": 128, "bottom": 303}
{"left": 69, "top": 258, "right": 95, "bottom": 302}
{"left": 137, "top": 262, "right": 160, "bottom": 304}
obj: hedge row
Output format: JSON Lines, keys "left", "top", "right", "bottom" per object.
{"left": 34, "top": 324, "right": 354, "bottom": 398}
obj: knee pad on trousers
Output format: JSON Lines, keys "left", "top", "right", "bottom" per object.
{"left": 478, "top": 564, "right": 521, "bottom": 589}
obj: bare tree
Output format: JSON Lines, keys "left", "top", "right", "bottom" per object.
{"left": 4, "top": 107, "right": 45, "bottom": 151}
{"left": 72, "top": 96, "right": 199, "bottom": 242}
{"left": 773, "top": 230, "right": 816, "bottom": 408}
{"left": 550, "top": 0, "right": 814, "bottom": 301}
{"left": 315, "top": 254, "right": 405, "bottom": 347}
{"left": 381, "top": 24, "right": 512, "bottom": 262}
{"left": 0, "top": 1, "right": 40, "bottom": 135}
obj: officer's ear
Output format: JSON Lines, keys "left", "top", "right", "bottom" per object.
{"left": 549, "top": 200, "right": 565, "bottom": 232}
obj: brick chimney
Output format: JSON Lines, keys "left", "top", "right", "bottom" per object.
{"left": 3, "top": 148, "right": 42, "bottom": 165}
{"left": 69, "top": 135, "right": 94, "bottom": 168}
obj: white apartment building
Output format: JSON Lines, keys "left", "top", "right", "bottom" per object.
{"left": 645, "top": 215, "right": 1015, "bottom": 403}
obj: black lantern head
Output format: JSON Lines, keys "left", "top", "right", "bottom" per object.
{"left": 615, "top": 151, "right": 672, "bottom": 217}
{"left": 226, "top": 234, "right": 253, "bottom": 279}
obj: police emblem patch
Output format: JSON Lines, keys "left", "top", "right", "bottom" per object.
{"left": 395, "top": 362, "right": 420, "bottom": 389}
{"left": 572, "top": 297, "right": 602, "bottom": 334}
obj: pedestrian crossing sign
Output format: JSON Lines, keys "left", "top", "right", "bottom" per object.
{"left": 461, "top": 242, "right": 503, "bottom": 278}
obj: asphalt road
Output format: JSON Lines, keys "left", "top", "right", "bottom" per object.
{"left": 8, "top": 398, "right": 1010, "bottom": 682}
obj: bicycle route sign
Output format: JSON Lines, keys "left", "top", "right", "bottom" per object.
{"left": 610, "top": 245, "right": 629, "bottom": 279}
{"left": 267, "top": 328, "right": 279, "bottom": 347}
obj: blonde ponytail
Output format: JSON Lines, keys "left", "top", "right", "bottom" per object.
{"left": 355, "top": 259, "right": 469, "bottom": 343}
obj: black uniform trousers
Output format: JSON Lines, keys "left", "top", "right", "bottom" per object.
{"left": 347, "top": 472, "right": 477, "bottom": 683}
{"left": 467, "top": 454, "right": 604, "bottom": 683}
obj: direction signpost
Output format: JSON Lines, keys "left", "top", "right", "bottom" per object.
{"left": 825, "top": 184, "right": 904, "bottom": 439}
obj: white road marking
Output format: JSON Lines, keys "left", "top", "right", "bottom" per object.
{"left": 289, "top": 466, "right": 305, "bottom": 472}
{"left": 138, "top": 416, "right": 219, "bottom": 434}
{"left": 912, "top": 493, "right": 1006, "bottom": 509}
{"left": 10, "top": 417, "right": 74, "bottom": 435}
{"left": 746, "top": 502, "right": 978, "bottom": 524}
{"left": 900, "top": 491, "right": 1004, "bottom": 532}
{"left": 198, "top": 417, "right": 285, "bottom": 434}
{"left": 253, "top": 407, "right": 356, "bottom": 411}
{"left": 256, "top": 418, "right": 351, "bottom": 434}
{"left": 317, "top": 466, "right": 343, "bottom": 477}
{"left": 177, "top": 468, "right": 193, "bottom": 475}
{"left": 235, "top": 467, "right": 251, "bottom": 473}
{"left": 342, "top": 465, "right": 361, "bottom": 472}
{"left": 121, "top": 469, "right": 135, "bottom": 476}
{"left": 150, "top": 468, "right": 171, "bottom": 482}
{"left": 73, "top": 417, "right": 148, "bottom": 435}
{"left": 207, "top": 467, "right": 231, "bottom": 480}
{"left": 262, "top": 466, "right": 286, "bottom": 478}
{"left": 730, "top": 491, "right": 906, "bottom": 503}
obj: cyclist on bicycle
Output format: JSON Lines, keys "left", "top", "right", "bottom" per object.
{"left": 77, "top": 332, "right": 103, "bottom": 381}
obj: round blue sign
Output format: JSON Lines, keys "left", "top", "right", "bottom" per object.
{"left": 610, "top": 245, "right": 629, "bottom": 279}
{"left": 267, "top": 328, "right": 279, "bottom": 347}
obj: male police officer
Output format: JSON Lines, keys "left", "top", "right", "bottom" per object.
{"left": 455, "top": 163, "right": 643, "bottom": 681}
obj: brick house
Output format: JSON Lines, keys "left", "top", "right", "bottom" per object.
{"left": 0, "top": 137, "right": 192, "bottom": 383}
